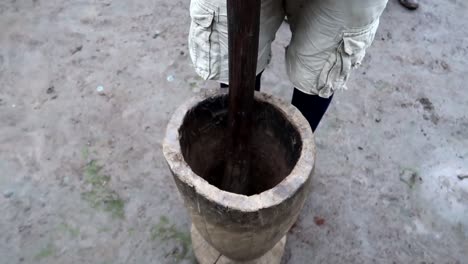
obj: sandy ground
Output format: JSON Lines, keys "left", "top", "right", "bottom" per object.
{"left": 1, "top": 0, "right": 467, "bottom": 263}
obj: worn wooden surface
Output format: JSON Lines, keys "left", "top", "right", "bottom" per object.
{"left": 163, "top": 90, "right": 315, "bottom": 261}
{"left": 191, "top": 224, "right": 286, "bottom": 264}
{"left": 222, "top": 0, "right": 262, "bottom": 194}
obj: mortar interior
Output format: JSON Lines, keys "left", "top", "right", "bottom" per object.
{"left": 179, "top": 94, "right": 302, "bottom": 196}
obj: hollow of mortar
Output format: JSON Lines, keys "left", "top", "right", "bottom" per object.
{"left": 179, "top": 93, "right": 302, "bottom": 196}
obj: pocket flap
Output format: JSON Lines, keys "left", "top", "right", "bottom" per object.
{"left": 191, "top": 3, "right": 214, "bottom": 28}
{"left": 343, "top": 35, "right": 369, "bottom": 56}
{"left": 342, "top": 22, "right": 379, "bottom": 56}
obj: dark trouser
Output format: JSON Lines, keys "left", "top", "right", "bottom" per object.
{"left": 220, "top": 71, "right": 263, "bottom": 91}
{"left": 220, "top": 72, "right": 333, "bottom": 132}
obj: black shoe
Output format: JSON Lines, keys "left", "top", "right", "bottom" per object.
{"left": 399, "top": 0, "right": 419, "bottom": 10}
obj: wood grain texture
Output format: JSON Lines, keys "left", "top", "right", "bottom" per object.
{"left": 222, "top": 0, "right": 262, "bottom": 194}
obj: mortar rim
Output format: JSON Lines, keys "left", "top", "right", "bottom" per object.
{"left": 162, "top": 89, "right": 315, "bottom": 212}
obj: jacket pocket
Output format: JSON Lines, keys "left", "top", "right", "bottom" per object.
{"left": 342, "top": 21, "right": 379, "bottom": 70}
{"left": 317, "top": 21, "right": 379, "bottom": 97}
{"left": 189, "top": 1, "right": 215, "bottom": 80}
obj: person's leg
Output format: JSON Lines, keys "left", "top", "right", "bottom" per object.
{"left": 188, "top": 0, "right": 284, "bottom": 84}
{"left": 285, "top": 0, "right": 388, "bottom": 130}
{"left": 291, "top": 88, "right": 333, "bottom": 132}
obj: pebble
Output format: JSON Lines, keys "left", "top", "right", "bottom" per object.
{"left": 47, "top": 86, "right": 55, "bottom": 94}
{"left": 96, "top": 85, "right": 104, "bottom": 93}
{"left": 153, "top": 31, "right": 161, "bottom": 39}
{"left": 3, "top": 190, "right": 14, "bottom": 198}
{"left": 167, "top": 75, "right": 175, "bottom": 82}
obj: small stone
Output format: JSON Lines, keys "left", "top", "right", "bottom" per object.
{"left": 440, "top": 61, "right": 450, "bottom": 71}
{"left": 71, "top": 45, "right": 83, "bottom": 55}
{"left": 46, "top": 86, "right": 55, "bottom": 94}
{"left": 375, "top": 118, "right": 381, "bottom": 123}
{"left": 386, "top": 32, "right": 392, "bottom": 40}
{"left": 166, "top": 75, "right": 175, "bottom": 82}
{"left": 400, "top": 169, "right": 419, "bottom": 189}
{"left": 96, "top": 85, "right": 105, "bottom": 93}
{"left": 314, "top": 216, "right": 325, "bottom": 226}
{"left": 3, "top": 190, "right": 14, "bottom": 198}
{"left": 358, "top": 146, "right": 364, "bottom": 150}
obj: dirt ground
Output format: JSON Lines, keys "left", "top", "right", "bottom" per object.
{"left": 1, "top": 0, "right": 467, "bottom": 263}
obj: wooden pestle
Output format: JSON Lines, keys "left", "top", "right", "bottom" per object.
{"left": 221, "top": 0, "right": 262, "bottom": 194}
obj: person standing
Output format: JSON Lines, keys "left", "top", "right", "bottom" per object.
{"left": 188, "top": 0, "right": 388, "bottom": 131}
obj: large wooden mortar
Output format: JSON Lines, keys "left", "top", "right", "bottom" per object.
{"left": 163, "top": 89, "right": 315, "bottom": 263}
